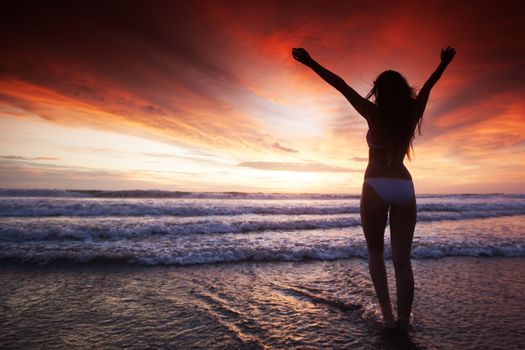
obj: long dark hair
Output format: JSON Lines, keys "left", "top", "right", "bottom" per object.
{"left": 366, "top": 70, "right": 422, "bottom": 161}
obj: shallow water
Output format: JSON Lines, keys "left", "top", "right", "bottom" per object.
{"left": 1, "top": 257, "right": 524, "bottom": 349}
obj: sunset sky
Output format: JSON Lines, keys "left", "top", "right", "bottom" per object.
{"left": 1, "top": 0, "right": 524, "bottom": 194}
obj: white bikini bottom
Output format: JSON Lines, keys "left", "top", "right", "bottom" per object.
{"left": 364, "top": 177, "right": 415, "bottom": 206}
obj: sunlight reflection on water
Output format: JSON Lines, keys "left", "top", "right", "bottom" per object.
{"left": 1, "top": 257, "right": 524, "bottom": 349}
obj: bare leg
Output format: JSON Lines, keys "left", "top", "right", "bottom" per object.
{"left": 389, "top": 196, "right": 417, "bottom": 333}
{"left": 360, "top": 182, "right": 395, "bottom": 327}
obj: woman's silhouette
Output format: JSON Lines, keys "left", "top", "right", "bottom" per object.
{"left": 292, "top": 46, "right": 455, "bottom": 333}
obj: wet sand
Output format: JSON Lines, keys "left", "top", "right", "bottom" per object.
{"left": 1, "top": 257, "right": 524, "bottom": 349}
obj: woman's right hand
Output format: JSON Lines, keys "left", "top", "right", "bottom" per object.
{"left": 441, "top": 46, "right": 456, "bottom": 65}
{"left": 292, "top": 48, "right": 313, "bottom": 66}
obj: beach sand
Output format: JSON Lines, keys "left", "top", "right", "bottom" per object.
{"left": 1, "top": 257, "right": 524, "bottom": 349}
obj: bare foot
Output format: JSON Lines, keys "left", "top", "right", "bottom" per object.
{"left": 380, "top": 318, "right": 397, "bottom": 331}
{"left": 396, "top": 318, "right": 410, "bottom": 334}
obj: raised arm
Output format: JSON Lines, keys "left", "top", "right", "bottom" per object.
{"left": 416, "top": 46, "right": 456, "bottom": 116}
{"left": 292, "top": 48, "right": 375, "bottom": 120}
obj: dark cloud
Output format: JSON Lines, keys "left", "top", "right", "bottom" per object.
{"left": 0, "top": 159, "right": 152, "bottom": 190}
{"left": 272, "top": 142, "right": 298, "bottom": 153}
{"left": 58, "top": 146, "right": 231, "bottom": 165}
{"left": 0, "top": 155, "right": 59, "bottom": 161}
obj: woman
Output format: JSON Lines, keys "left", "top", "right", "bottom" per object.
{"left": 292, "top": 46, "right": 456, "bottom": 332}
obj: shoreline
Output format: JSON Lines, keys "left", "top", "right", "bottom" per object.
{"left": 2, "top": 257, "right": 524, "bottom": 349}
{"left": 0, "top": 254, "right": 524, "bottom": 269}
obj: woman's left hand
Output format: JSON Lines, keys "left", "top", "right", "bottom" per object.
{"left": 441, "top": 46, "right": 456, "bottom": 66}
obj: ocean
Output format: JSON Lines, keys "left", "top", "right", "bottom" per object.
{"left": 0, "top": 189, "right": 524, "bottom": 265}
{"left": 1, "top": 189, "right": 525, "bottom": 349}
